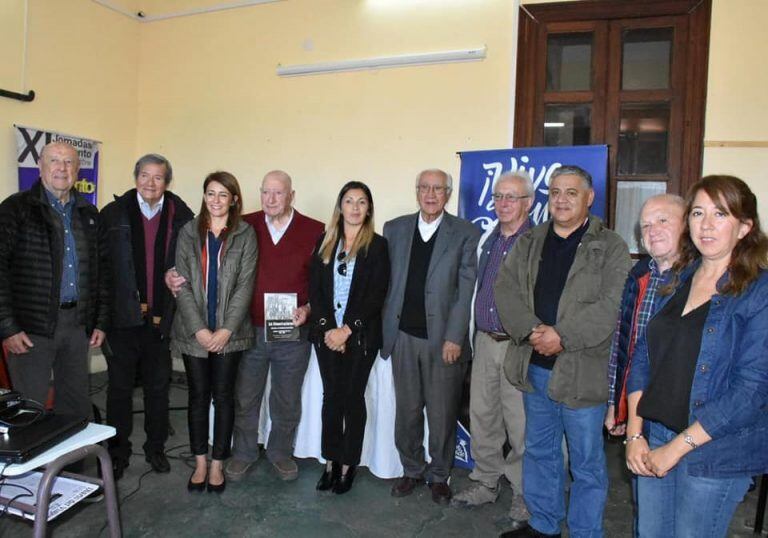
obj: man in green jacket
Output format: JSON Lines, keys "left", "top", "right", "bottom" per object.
{"left": 495, "top": 165, "right": 630, "bottom": 538}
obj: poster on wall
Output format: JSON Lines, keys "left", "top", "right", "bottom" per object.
{"left": 457, "top": 145, "right": 609, "bottom": 232}
{"left": 14, "top": 124, "right": 100, "bottom": 205}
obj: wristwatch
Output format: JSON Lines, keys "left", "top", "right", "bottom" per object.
{"left": 683, "top": 433, "right": 698, "bottom": 450}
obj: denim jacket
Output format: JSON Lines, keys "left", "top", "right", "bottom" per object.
{"left": 627, "top": 263, "right": 768, "bottom": 478}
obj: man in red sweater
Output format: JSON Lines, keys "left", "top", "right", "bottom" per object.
{"left": 226, "top": 170, "right": 323, "bottom": 481}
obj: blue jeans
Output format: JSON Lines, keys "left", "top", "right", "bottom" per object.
{"left": 636, "top": 421, "right": 751, "bottom": 538}
{"left": 522, "top": 365, "right": 608, "bottom": 537}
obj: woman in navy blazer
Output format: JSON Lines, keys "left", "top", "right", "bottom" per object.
{"left": 309, "top": 181, "right": 390, "bottom": 494}
{"left": 625, "top": 175, "right": 768, "bottom": 537}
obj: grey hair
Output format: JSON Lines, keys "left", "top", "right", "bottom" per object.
{"left": 134, "top": 154, "right": 173, "bottom": 184}
{"left": 415, "top": 169, "right": 453, "bottom": 192}
{"left": 551, "top": 164, "right": 592, "bottom": 189}
{"left": 494, "top": 170, "right": 535, "bottom": 197}
{"left": 262, "top": 169, "right": 293, "bottom": 191}
{"left": 640, "top": 193, "right": 686, "bottom": 215}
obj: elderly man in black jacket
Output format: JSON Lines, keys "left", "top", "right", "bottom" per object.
{"left": 0, "top": 141, "right": 109, "bottom": 423}
{"left": 100, "top": 154, "right": 193, "bottom": 479}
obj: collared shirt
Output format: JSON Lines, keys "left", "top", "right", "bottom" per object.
{"left": 333, "top": 242, "right": 357, "bottom": 328}
{"left": 418, "top": 211, "right": 444, "bottom": 242}
{"left": 137, "top": 192, "right": 164, "bottom": 220}
{"left": 44, "top": 188, "right": 79, "bottom": 302}
{"left": 475, "top": 220, "right": 531, "bottom": 333}
{"left": 607, "top": 258, "right": 667, "bottom": 403}
{"left": 265, "top": 209, "right": 294, "bottom": 245}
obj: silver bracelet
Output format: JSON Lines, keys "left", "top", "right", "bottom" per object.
{"left": 623, "top": 433, "right": 644, "bottom": 446}
{"left": 683, "top": 433, "right": 698, "bottom": 450}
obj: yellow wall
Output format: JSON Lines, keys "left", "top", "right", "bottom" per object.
{"left": 0, "top": 1, "right": 26, "bottom": 93}
{"left": 135, "top": 0, "right": 516, "bottom": 222}
{"left": 1, "top": 0, "right": 765, "bottom": 226}
{"left": 702, "top": 0, "right": 768, "bottom": 225}
{"left": 0, "top": 0, "right": 139, "bottom": 206}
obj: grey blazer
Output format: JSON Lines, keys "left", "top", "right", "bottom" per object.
{"left": 381, "top": 212, "right": 480, "bottom": 362}
{"left": 171, "top": 218, "right": 258, "bottom": 358}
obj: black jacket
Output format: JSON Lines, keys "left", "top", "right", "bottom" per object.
{"left": 100, "top": 189, "right": 194, "bottom": 335}
{"left": 0, "top": 180, "right": 110, "bottom": 338}
{"left": 309, "top": 232, "right": 390, "bottom": 355}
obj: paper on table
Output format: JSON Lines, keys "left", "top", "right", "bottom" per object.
{"left": 0, "top": 471, "right": 99, "bottom": 521}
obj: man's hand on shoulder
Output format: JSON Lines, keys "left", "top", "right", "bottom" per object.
{"left": 2, "top": 331, "right": 34, "bottom": 354}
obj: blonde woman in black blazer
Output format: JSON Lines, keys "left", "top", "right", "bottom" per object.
{"left": 309, "top": 181, "right": 390, "bottom": 495}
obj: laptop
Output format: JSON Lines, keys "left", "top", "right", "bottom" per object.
{"left": 0, "top": 413, "right": 88, "bottom": 464}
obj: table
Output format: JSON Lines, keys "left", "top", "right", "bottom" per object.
{"left": 257, "top": 351, "right": 423, "bottom": 479}
{"left": 1, "top": 423, "right": 120, "bottom": 537}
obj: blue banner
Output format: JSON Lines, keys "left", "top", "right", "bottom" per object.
{"left": 15, "top": 125, "right": 100, "bottom": 205}
{"left": 454, "top": 145, "right": 608, "bottom": 469}
{"left": 458, "top": 145, "right": 608, "bottom": 233}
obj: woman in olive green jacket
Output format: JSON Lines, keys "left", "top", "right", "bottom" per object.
{"left": 171, "top": 171, "right": 257, "bottom": 494}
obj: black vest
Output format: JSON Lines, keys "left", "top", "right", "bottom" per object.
{"left": 399, "top": 221, "right": 439, "bottom": 339}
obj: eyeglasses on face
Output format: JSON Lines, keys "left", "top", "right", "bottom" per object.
{"left": 417, "top": 184, "right": 449, "bottom": 195}
{"left": 492, "top": 193, "right": 531, "bottom": 202}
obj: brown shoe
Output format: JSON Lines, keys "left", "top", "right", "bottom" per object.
{"left": 429, "top": 481, "right": 452, "bottom": 505}
{"left": 390, "top": 476, "right": 423, "bottom": 497}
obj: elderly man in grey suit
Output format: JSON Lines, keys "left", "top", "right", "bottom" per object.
{"left": 382, "top": 168, "right": 480, "bottom": 505}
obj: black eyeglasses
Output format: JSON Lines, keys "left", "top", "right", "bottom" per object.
{"left": 337, "top": 251, "right": 347, "bottom": 276}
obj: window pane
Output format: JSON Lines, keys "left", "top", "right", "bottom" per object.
{"left": 618, "top": 103, "right": 670, "bottom": 175}
{"left": 622, "top": 28, "right": 673, "bottom": 90}
{"left": 615, "top": 181, "right": 667, "bottom": 253}
{"left": 546, "top": 33, "right": 592, "bottom": 91}
{"left": 543, "top": 105, "right": 591, "bottom": 146}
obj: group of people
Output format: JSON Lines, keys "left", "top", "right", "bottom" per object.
{"left": 0, "top": 141, "right": 766, "bottom": 537}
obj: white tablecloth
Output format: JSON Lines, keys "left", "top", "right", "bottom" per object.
{"left": 257, "top": 349, "right": 406, "bottom": 479}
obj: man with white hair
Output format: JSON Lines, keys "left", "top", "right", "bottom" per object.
{"left": 605, "top": 194, "right": 686, "bottom": 434}
{"left": 381, "top": 168, "right": 480, "bottom": 505}
{"left": 227, "top": 170, "right": 324, "bottom": 481}
{"left": 452, "top": 171, "right": 534, "bottom": 527}
{"left": 0, "top": 142, "right": 109, "bottom": 421}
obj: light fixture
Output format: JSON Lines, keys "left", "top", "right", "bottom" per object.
{"left": 544, "top": 122, "right": 566, "bottom": 128}
{"left": 276, "top": 46, "right": 487, "bottom": 77}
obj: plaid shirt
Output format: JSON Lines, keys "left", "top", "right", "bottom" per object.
{"left": 607, "top": 258, "right": 666, "bottom": 404}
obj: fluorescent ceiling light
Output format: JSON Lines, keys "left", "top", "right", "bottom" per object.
{"left": 276, "top": 47, "right": 487, "bottom": 77}
{"left": 544, "top": 122, "right": 566, "bottom": 128}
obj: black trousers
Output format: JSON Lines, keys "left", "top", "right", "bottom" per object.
{"left": 183, "top": 352, "right": 241, "bottom": 460}
{"left": 106, "top": 324, "right": 171, "bottom": 460}
{"left": 315, "top": 342, "right": 376, "bottom": 466}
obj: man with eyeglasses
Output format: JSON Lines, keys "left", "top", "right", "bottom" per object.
{"left": 452, "top": 171, "right": 534, "bottom": 526}
{"left": 495, "top": 165, "right": 630, "bottom": 538}
{"left": 382, "top": 168, "right": 480, "bottom": 505}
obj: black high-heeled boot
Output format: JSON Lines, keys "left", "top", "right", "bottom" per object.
{"left": 333, "top": 465, "right": 356, "bottom": 495}
{"left": 316, "top": 461, "right": 341, "bottom": 491}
